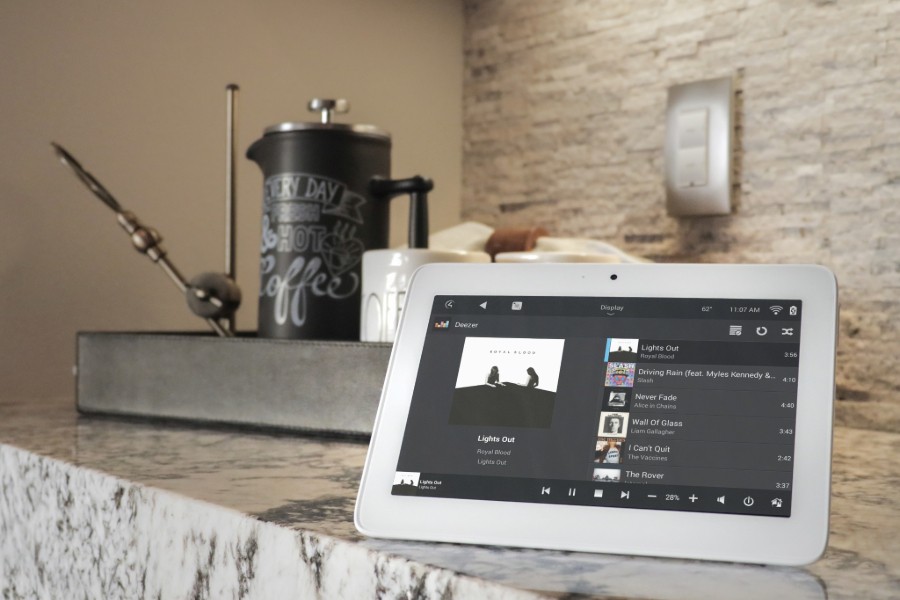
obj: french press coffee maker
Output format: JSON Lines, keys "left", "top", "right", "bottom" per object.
{"left": 247, "top": 99, "right": 431, "bottom": 340}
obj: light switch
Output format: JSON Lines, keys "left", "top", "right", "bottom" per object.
{"left": 676, "top": 146, "right": 707, "bottom": 188}
{"left": 665, "top": 77, "right": 733, "bottom": 216}
{"left": 678, "top": 108, "right": 708, "bottom": 149}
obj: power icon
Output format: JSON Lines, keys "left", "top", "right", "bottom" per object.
{"left": 743, "top": 496, "right": 755, "bottom": 507}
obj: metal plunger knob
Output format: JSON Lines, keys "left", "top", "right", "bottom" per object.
{"left": 308, "top": 98, "right": 349, "bottom": 124}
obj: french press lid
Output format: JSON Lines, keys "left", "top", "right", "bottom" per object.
{"left": 262, "top": 98, "right": 391, "bottom": 141}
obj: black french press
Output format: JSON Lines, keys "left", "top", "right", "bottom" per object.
{"left": 247, "top": 99, "right": 431, "bottom": 340}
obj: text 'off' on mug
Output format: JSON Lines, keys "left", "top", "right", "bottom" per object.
{"left": 361, "top": 249, "right": 490, "bottom": 342}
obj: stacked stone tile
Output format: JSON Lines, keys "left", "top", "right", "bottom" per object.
{"left": 462, "top": 0, "right": 900, "bottom": 430}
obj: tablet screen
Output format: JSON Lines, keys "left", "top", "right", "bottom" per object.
{"left": 392, "top": 296, "right": 802, "bottom": 518}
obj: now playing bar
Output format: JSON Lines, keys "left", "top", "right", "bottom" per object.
{"left": 410, "top": 474, "right": 792, "bottom": 517}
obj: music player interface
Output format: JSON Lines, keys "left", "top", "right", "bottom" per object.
{"left": 396, "top": 297, "right": 802, "bottom": 517}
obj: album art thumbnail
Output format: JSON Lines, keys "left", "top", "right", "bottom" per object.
{"left": 605, "top": 338, "right": 639, "bottom": 362}
{"left": 594, "top": 437, "right": 625, "bottom": 464}
{"left": 593, "top": 468, "right": 621, "bottom": 482}
{"left": 604, "top": 362, "right": 635, "bottom": 388}
{"left": 603, "top": 387, "right": 632, "bottom": 411}
{"left": 598, "top": 411, "right": 630, "bottom": 437}
{"left": 449, "top": 337, "right": 565, "bottom": 428}
{"left": 391, "top": 471, "right": 420, "bottom": 496}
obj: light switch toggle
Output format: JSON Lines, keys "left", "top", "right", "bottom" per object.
{"left": 676, "top": 108, "right": 708, "bottom": 188}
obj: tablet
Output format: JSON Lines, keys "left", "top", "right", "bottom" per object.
{"left": 355, "top": 264, "right": 838, "bottom": 566}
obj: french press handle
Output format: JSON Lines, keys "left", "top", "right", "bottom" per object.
{"left": 369, "top": 175, "right": 433, "bottom": 249}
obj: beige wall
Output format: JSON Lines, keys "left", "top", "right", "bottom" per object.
{"left": 463, "top": 1, "right": 900, "bottom": 431}
{"left": 0, "top": 0, "right": 463, "bottom": 398}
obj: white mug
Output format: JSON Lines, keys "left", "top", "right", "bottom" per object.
{"left": 361, "top": 249, "right": 491, "bottom": 342}
{"left": 495, "top": 251, "right": 621, "bottom": 263}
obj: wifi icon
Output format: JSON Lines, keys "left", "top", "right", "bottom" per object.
{"left": 769, "top": 305, "right": 783, "bottom": 315}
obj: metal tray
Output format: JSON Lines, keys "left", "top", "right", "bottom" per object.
{"left": 76, "top": 332, "right": 393, "bottom": 437}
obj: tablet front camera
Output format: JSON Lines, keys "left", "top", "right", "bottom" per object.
{"left": 610, "top": 274, "right": 618, "bottom": 280}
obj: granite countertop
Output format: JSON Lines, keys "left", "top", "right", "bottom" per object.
{"left": 1, "top": 397, "right": 898, "bottom": 599}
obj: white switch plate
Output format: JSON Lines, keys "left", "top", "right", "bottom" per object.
{"left": 665, "top": 77, "right": 733, "bottom": 216}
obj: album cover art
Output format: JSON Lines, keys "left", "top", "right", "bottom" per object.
{"left": 593, "top": 468, "right": 621, "bottom": 482}
{"left": 449, "top": 337, "right": 565, "bottom": 428}
{"left": 598, "top": 411, "right": 630, "bottom": 437}
{"left": 602, "top": 387, "right": 632, "bottom": 411}
{"left": 605, "top": 338, "right": 639, "bottom": 362}
{"left": 391, "top": 471, "right": 420, "bottom": 496}
{"left": 604, "top": 362, "right": 636, "bottom": 388}
{"left": 595, "top": 437, "right": 625, "bottom": 464}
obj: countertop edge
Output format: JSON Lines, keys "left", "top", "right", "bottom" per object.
{"left": 0, "top": 443, "right": 549, "bottom": 600}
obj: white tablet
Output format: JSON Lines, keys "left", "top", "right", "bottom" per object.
{"left": 355, "top": 264, "right": 838, "bottom": 566}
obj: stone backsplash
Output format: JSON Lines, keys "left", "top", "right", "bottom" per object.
{"left": 462, "top": 0, "right": 900, "bottom": 431}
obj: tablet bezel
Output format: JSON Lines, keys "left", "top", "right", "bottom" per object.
{"left": 355, "top": 263, "right": 837, "bottom": 566}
